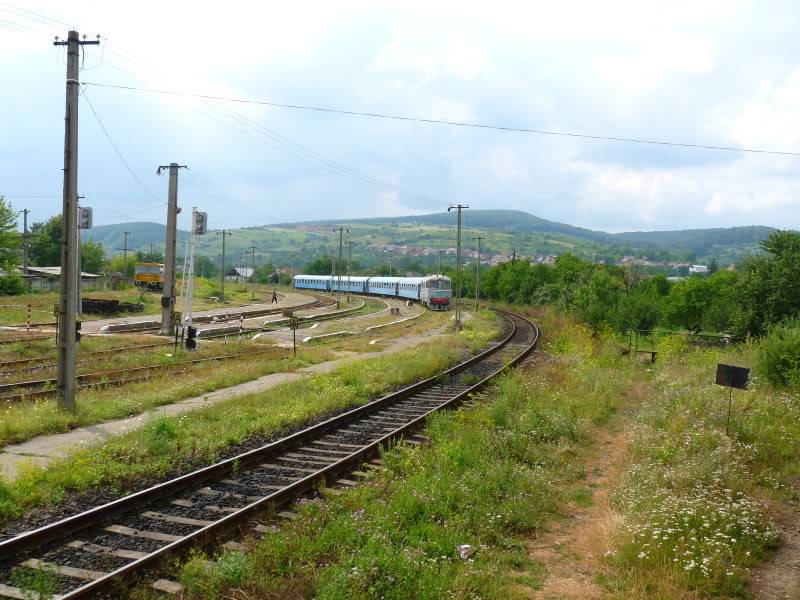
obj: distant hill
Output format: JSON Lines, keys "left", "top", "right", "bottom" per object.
{"left": 611, "top": 226, "right": 775, "bottom": 254}
{"left": 82, "top": 222, "right": 190, "bottom": 250}
{"left": 279, "top": 210, "right": 615, "bottom": 244}
{"left": 281, "top": 210, "right": 776, "bottom": 259}
{"left": 83, "top": 210, "right": 781, "bottom": 267}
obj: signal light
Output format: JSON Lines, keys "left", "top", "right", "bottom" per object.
{"left": 186, "top": 326, "right": 197, "bottom": 350}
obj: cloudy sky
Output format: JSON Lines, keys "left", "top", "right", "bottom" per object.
{"left": 1, "top": 0, "right": 800, "bottom": 233}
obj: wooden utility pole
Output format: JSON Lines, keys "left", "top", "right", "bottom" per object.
{"left": 333, "top": 227, "right": 347, "bottom": 309}
{"left": 472, "top": 235, "right": 484, "bottom": 311}
{"left": 217, "top": 229, "right": 232, "bottom": 301}
{"left": 346, "top": 240, "right": 357, "bottom": 301}
{"left": 329, "top": 250, "right": 336, "bottom": 297}
{"left": 19, "top": 208, "right": 30, "bottom": 291}
{"left": 437, "top": 249, "right": 443, "bottom": 276}
{"left": 157, "top": 163, "right": 186, "bottom": 336}
{"left": 54, "top": 30, "right": 98, "bottom": 412}
{"left": 118, "top": 230, "right": 132, "bottom": 285}
{"left": 249, "top": 243, "right": 258, "bottom": 299}
{"left": 448, "top": 204, "right": 468, "bottom": 328}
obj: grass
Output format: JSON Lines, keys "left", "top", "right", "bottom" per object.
{"left": 601, "top": 337, "right": 796, "bottom": 598}
{"left": 0, "top": 312, "right": 499, "bottom": 523}
{"left": 170, "top": 310, "right": 633, "bottom": 599}
{"left": 0, "top": 288, "right": 157, "bottom": 325}
{"left": 0, "top": 302, "right": 450, "bottom": 447}
{"left": 0, "top": 344, "right": 335, "bottom": 447}
{"left": 167, "top": 307, "right": 800, "bottom": 600}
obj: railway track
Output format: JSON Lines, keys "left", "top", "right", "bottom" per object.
{"left": 0, "top": 343, "right": 174, "bottom": 377}
{"left": 118, "top": 295, "right": 336, "bottom": 334}
{"left": 0, "top": 348, "right": 290, "bottom": 404}
{"left": 0, "top": 309, "right": 539, "bottom": 599}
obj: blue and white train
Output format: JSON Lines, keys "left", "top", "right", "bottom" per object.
{"left": 293, "top": 274, "right": 452, "bottom": 310}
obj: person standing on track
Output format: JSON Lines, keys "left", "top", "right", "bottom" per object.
{"left": 271, "top": 290, "right": 278, "bottom": 303}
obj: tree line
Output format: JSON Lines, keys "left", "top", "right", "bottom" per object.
{"left": 458, "top": 230, "right": 800, "bottom": 338}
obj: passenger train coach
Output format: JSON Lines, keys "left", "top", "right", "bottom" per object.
{"left": 293, "top": 274, "right": 452, "bottom": 310}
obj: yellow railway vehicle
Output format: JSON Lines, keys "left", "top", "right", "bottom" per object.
{"left": 134, "top": 262, "right": 164, "bottom": 290}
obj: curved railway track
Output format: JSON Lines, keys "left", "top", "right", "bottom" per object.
{"left": 0, "top": 348, "right": 291, "bottom": 404}
{"left": 0, "top": 308, "right": 539, "bottom": 599}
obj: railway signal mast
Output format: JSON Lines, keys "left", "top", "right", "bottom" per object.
{"left": 346, "top": 240, "right": 358, "bottom": 302}
{"left": 183, "top": 208, "right": 207, "bottom": 350}
{"left": 448, "top": 204, "right": 469, "bottom": 329}
{"left": 54, "top": 30, "right": 99, "bottom": 412}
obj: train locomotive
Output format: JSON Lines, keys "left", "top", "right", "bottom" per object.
{"left": 134, "top": 262, "right": 164, "bottom": 290}
{"left": 293, "top": 274, "right": 452, "bottom": 310}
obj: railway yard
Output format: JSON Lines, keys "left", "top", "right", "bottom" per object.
{"left": 0, "top": 287, "right": 529, "bottom": 599}
{"left": 0, "top": 291, "right": 795, "bottom": 600}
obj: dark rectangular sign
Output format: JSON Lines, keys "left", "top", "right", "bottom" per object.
{"left": 715, "top": 364, "right": 750, "bottom": 390}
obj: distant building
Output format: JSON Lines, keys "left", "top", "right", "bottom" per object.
{"left": 689, "top": 265, "right": 709, "bottom": 274}
{"left": 16, "top": 266, "right": 99, "bottom": 291}
{"left": 225, "top": 267, "right": 253, "bottom": 282}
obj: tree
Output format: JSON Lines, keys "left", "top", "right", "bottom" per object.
{"left": 29, "top": 215, "right": 62, "bottom": 267}
{"left": 80, "top": 239, "right": 105, "bottom": 274}
{"left": 709, "top": 257, "right": 719, "bottom": 274}
{"left": 574, "top": 269, "right": 623, "bottom": 335}
{"left": 303, "top": 255, "right": 333, "bottom": 275}
{"left": 661, "top": 277, "right": 714, "bottom": 332}
{"left": 194, "top": 255, "right": 218, "bottom": 279}
{"left": 255, "top": 263, "right": 279, "bottom": 284}
{"left": 731, "top": 230, "right": 800, "bottom": 336}
{"left": 107, "top": 254, "right": 136, "bottom": 279}
{"left": 0, "top": 196, "right": 20, "bottom": 269}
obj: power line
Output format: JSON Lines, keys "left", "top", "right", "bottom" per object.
{"left": 0, "top": 1, "right": 73, "bottom": 29}
{"left": 81, "top": 89, "right": 162, "bottom": 203}
{"left": 87, "top": 50, "right": 413, "bottom": 197}
{"left": 0, "top": 7, "right": 61, "bottom": 35}
{"left": 82, "top": 81, "right": 800, "bottom": 158}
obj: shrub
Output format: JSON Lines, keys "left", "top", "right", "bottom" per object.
{"left": 755, "top": 321, "right": 800, "bottom": 388}
{"left": 656, "top": 334, "right": 689, "bottom": 361}
{"left": 0, "top": 272, "right": 25, "bottom": 295}
{"left": 144, "top": 418, "right": 178, "bottom": 455}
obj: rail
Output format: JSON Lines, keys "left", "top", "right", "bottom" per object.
{"left": 0, "top": 309, "right": 539, "bottom": 600}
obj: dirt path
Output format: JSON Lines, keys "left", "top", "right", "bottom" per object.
{"left": 749, "top": 485, "right": 800, "bottom": 600}
{"left": 520, "top": 381, "right": 648, "bottom": 600}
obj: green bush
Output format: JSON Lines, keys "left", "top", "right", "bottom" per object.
{"left": 755, "top": 321, "right": 800, "bottom": 388}
{"left": 0, "top": 273, "right": 25, "bottom": 295}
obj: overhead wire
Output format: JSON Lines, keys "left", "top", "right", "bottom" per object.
{"left": 0, "top": 0, "right": 74, "bottom": 29}
{"left": 86, "top": 56, "right": 418, "bottom": 198}
{"left": 81, "top": 81, "right": 800, "bottom": 158}
{"left": 2, "top": 2, "right": 432, "bottom": 206}
{"left": 81, "top": 89, "right": 164, "bottom": 204}
{"left": 0, "top": 17, "right": 52, "bottom": 38}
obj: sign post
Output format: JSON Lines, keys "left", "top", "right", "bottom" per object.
{"left": 284, "top": 309, "right": 298, "bottom": 357}
{"left": 714, "top": 363, "right": 750, "bottom": 435}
